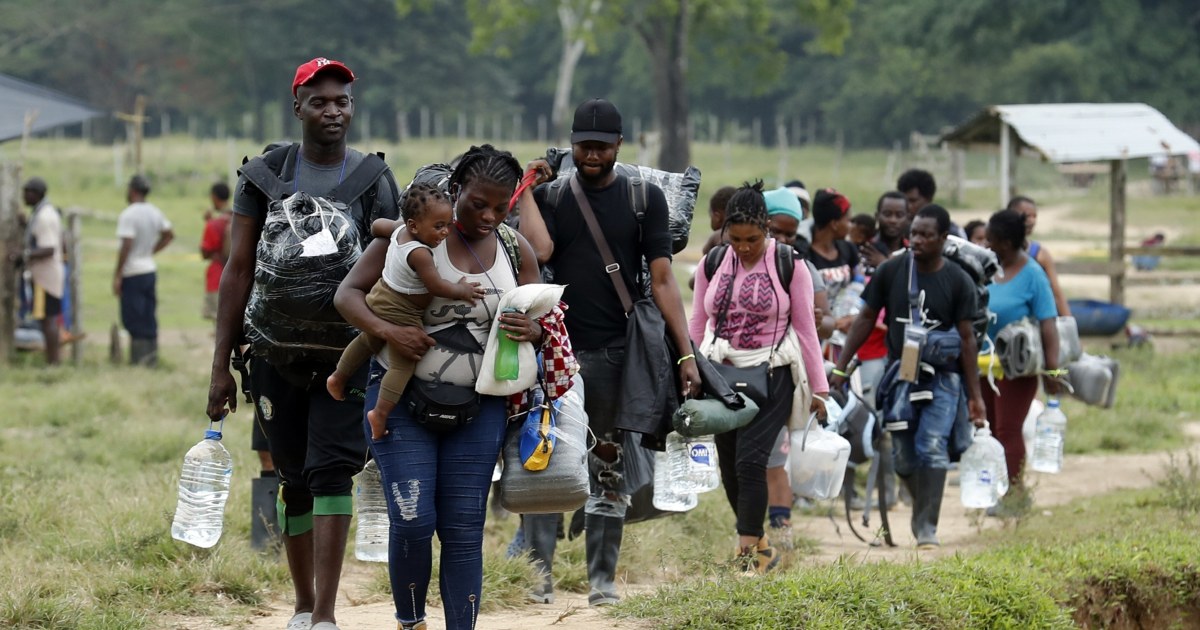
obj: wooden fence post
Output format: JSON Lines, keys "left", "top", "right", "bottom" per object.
{"left": 0, "top": 162, "right": 21, "bottom": 362}
{"left": 66, "top": 211, "right": 84, "bottom": 365}
{"left": 1110, "top": 159, "right": 1127, "bottom": 305}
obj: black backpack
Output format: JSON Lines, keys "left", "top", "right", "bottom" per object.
{"left": 702, "top": 242, "right": 797, "bottom": 292}
{"left": 238, "top": 143, "right": 401, "bottom": 368}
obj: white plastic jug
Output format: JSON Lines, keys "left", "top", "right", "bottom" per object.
{"left": 789, "top": 402, "right": 851, "bottom": 501}
{"left": 959, "top": 423, "right": 1009, "bottom": 509}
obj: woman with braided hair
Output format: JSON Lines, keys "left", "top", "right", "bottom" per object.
{"left": 688, "top": 181, "right": 828, "bottom": 574}
{"left": 336, "top": 144, "right": 543, "bottom": 630}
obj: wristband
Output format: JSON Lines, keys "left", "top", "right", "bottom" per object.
{"left": 831, "top": 368, "right": 848, "bottom": 378}
{"left": 1043, "top": 368, "right": 1069, "bottom": 377}
{"left": 677, "top": 353, "right": 695, "bottom": 365}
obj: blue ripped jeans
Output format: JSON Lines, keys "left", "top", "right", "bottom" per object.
{"left": 365, "top": 362, "right": 507, "bottom": 629}
{"left": 888, "top": 368, "right": 968, "bottom": 475}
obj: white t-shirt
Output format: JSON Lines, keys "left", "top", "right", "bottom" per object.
{"left": 116, "top": 201, "right": 172, "bottom": 277}
{"left": 28, "top": 200, "right": 64, "bottom": 297}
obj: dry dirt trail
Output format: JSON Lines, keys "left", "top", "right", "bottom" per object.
{"left": 180, "top": 426, "right": 1198, "bottom": 630}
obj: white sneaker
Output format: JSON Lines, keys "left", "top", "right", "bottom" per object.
{"left": 285, "top": 612, "right": 312, "bottom": 630}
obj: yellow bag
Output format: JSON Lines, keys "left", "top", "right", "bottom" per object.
{"left": 978, "top": 353, "right": 1005, "bottom": 380}
{"left": 520, "top": 403, "right": 556, "bottom": 472}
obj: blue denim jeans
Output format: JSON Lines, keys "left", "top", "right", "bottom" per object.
{"left": 891, "top": 370, "right": 967, "bottom": 475}
{"left": 365, "top": 363, "right": 507, "bottom": 630}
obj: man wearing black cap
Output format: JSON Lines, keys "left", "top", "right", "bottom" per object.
{"left": 205, "top": 57, "right": 399, "bottom": 630}
{"left": 113, "top": 174, "right": 173, "bottom": 366}
{"left": 518, "top": 98, "right": 700, "bottom": 607}
{"left": 21, "top": 177, "right": 64, "bottom": 364}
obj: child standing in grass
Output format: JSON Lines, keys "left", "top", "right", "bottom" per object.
{"left": 326, "top": 183, "right": 485, "bottom": 439}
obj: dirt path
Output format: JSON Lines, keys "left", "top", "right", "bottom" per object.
{"left": 215, "top": 432, "right": 1198, "bottom": 630}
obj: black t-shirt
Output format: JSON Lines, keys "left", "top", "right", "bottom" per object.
{"left": 863, "top": 253, "right": 977, "bottom": 359}
{"left": 535, "top": 174, "right": 672, "bottom": 350}
{"left": 808, "top": 239, "right": 860, "bottom": 302}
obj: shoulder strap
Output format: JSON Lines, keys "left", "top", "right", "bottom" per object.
{"left": 908, "top": 251, "right": 921, "bottom": 324}
{"left": 238, "top": 143, "right": 298, "bottom": 202}
{"left": 775, "top": 242, "right": 795, "bottom": 294}
{"left": 627, "top": 175, "right": 647, "bottom": 223}
{"left": 570, "top": 174, "right": 634, "bottom": 314}
{"left": 703, "top": 244, "right": 728, "bottom": 282}
{"left": 329, "top": 152, "right": 388, "bottom": 205}
{"left": 495, "top": 223, "right": 522, "bottom": 276}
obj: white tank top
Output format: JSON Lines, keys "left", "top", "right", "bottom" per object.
{"left": 381, "top": 226, "right": 433, "bottom": 294}
{"left": 412, "top": 234, "right": 518, "bottom": 387}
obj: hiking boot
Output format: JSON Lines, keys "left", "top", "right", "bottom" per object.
{"left": 285, "top": 612, "right": 312, "bottom": 630}
{"left": 736, "top": 536, "right": 781, "bottom": 576}
{"left": 399, "top": 620, "right": 427, "bottom": 630}
{"left": 588, "top": 590, "right": 620, "bottom": 607}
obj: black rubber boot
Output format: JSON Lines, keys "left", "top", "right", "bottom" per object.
{"left": 910, "top": 467, "right": 948, "bottom": 549}
{"left": 523, "top": 513, "right": 559, "bottom": 603}
{"left": 250, "top": 476, "right": 280, "bottom": 551}
{"left": 584, "top": 513, "right": 624, "bottom": 606}
{"left": 130, "top": 338, "right": 157, "bottom": 367}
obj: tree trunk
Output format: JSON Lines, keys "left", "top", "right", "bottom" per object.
{"left": 551, "top": 2, "right": 599, "bottom": 145}
{"left": 638, "top": 0, "right": 690, "bottom": 171}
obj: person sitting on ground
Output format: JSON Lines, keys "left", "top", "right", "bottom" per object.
{"left": 326, "top": 183, "right": 487, "bottom": 440}
{"left": 981, "top": 209, "right": 1061, "bottom": 497}
{"left": 849, "top": 213, "right": 877, "bottom": 248}
{"left": 964, "top": 220, "right": 987, "bottom": 247}
{"left": 689, "top": 181, "right": 828, "bottom": 574}
{"left": 1006, "top": 196, "right": 1070, "bottom": 316}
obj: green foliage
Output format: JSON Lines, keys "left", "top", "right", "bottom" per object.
{"left": 615, "top": 489, "right": 1200, "bottom": 629}
{"left": 1156, "top": 452, "right": 1200, "bottom": 519}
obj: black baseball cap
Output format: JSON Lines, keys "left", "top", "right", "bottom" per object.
{"left": 571, "top": 98, "right": 622, "bottom": 144}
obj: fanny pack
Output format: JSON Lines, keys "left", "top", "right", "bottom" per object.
{"left": 407, "top": 379, "right": 480, "bottom": 432}
{"left": 907, "top": 252, "right": 961, "bottom": 370}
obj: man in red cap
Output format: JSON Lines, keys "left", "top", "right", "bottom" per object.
{"left": 207, "top": 57, "right": 401, "bottom": 630}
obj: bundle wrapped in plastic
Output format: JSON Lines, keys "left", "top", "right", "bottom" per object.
{"left": 943, "top": 234, "right": 998, "bottom": 343}
{"left": 544, "top": 148, "right": 700, "bottom": 255}
{"left": 245, "top": 192, "right": 362, "bottom": 366}
{"left": 498, "top": 375, "right": 590, "bottom": 514}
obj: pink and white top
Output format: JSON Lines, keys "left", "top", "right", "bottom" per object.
{"left": 689, "top": 239, "right": 828, "bottom": 394}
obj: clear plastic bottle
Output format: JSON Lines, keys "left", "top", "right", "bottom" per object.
{"left": 354, "top": 459, "right": 389, "bottom": 563}
{"left": 959, "top": 425, "right": 1009, "bottom": 508}
{"left": 829, "top": 281, "right": 865, "bottom": 347}
{"left": 494, "top": 307, "right": 522, "bottom": 380}
{"left": 171, "top": 428, "right": 233, "bottom": 548}
{"left": 652, "top": 449, "right": 698, "bottom": 511}
{"left": 1030, "top": 399, "right": 1067, "bottom": 474}
{"left": 665, "top": 431, "right": 720, "bottom": 494}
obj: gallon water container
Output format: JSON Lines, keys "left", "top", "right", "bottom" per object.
{"left": 959, "top": 424, "right": 1009, "bottom": 508}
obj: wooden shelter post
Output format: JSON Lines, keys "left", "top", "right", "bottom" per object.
{"left": 1109, "top": 159, "right": 1127, "bottom": 305}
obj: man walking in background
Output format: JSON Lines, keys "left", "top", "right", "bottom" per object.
{"left": 114, "top": 174, "right": 173, "bottom": 366}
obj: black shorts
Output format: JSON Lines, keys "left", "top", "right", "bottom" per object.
{"left": 248, "top": 358, "right": 368, "bottom": 515}
{"left": 32, "top": 284, "right": 62, "bottom": 320}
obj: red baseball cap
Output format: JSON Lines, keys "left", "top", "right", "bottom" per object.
{"left": 292, "top": 57, "right": 356, "bottom": 96}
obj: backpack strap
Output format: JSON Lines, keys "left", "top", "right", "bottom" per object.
{"left": 495, "top": 223, "right": 523, "bottom": 276}
{"left": 329, "top": 152, "right": 388, "bottom": 206}
{"left": 239, "top": 143, "right": 299, "bottom": 202}
{"left": 703, "top": 243, "right": 728, "bottom": 282}
{"left": 627, "top": 175, "right": 647, "bottom": 223}
{"left": 775, "top": 242, "right": 795, "bottom": 294}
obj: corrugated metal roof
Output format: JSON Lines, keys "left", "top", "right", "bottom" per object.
{"left": 0, "top": 73, "right": 103, "bottom": 143}
{"left": 941, "top": 103, "right": 1200, "bottom": 163}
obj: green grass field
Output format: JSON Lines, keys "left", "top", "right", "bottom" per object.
{"left": 3, "top": 136, "right": 1200, "bottom": 628}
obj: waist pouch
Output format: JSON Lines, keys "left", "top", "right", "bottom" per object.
{"left": 921, "top": 330, "right": 962, "bottom": 369}
{"left": 407, "top": 379, "right": 480, "bottom": 432}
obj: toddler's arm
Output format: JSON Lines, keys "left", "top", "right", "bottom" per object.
{"left": 371, "top": 217, "right": 400, "bottom": 239}
{"left": 408, "top": 247, "right": 487, "bottom": 303}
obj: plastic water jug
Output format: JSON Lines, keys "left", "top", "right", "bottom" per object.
{"left": 494, "top": 307, "right": 522, "bottom": 380}
{"left": 652, "top": 449, "right": 698, "bottom": 512}
{"left": 829, "top": 281, "right": 865, "bottom": 347}
{"left": 1030, "top": 399, "right": 1067, "bottom": 474}
{"left": 171, "top": 424, "right": 233, "bottom": 548}
{"left": 789, "top": 407, "right": 851, "bottom": 501}
{"left": 665, "top": 431, "right": 720, "bottom": 493}
{"left": 959, "top": 424, "right": 1009, "bottom": 508}
{"left": 354, "top": 459, "right": 389, "bottom": 562}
